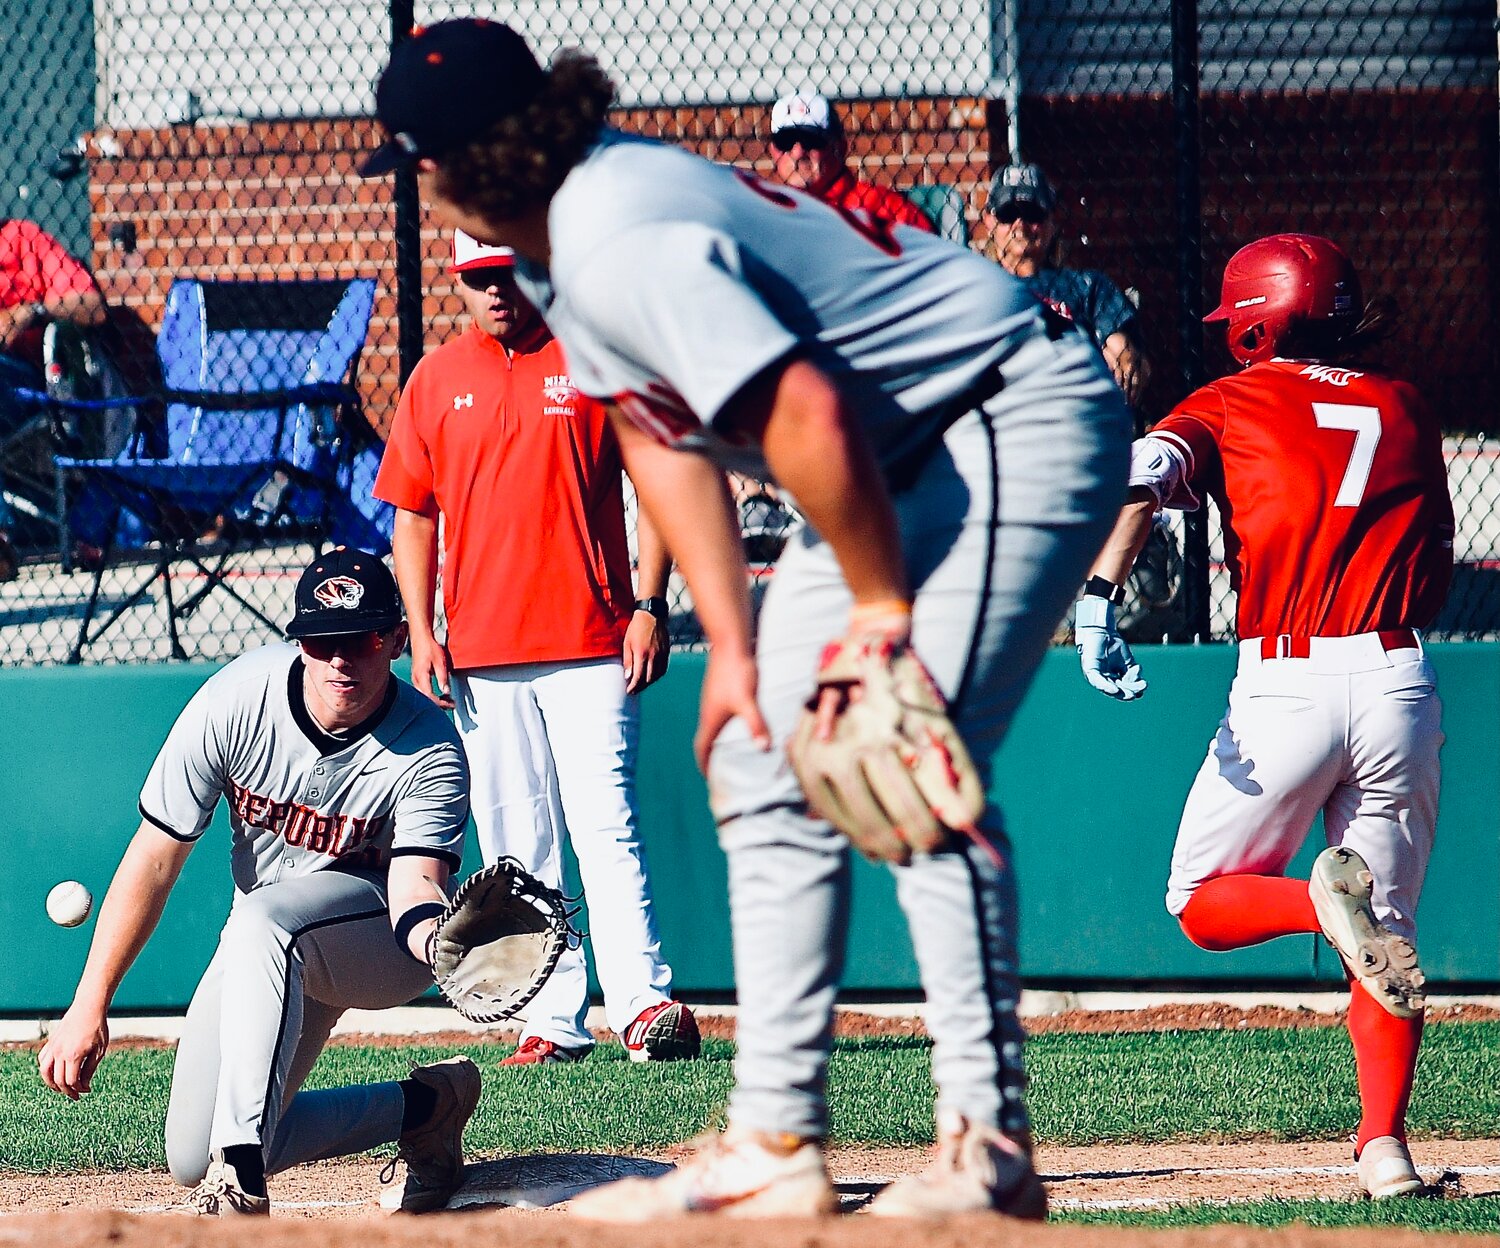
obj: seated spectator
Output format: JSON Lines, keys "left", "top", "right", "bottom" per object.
{"left": 767, "top": 92, "right": 936, "bottom": 233}
{"left": 981, "top": 164, "right": 1149, "bottom": 408}
{"left": 0, "top": 218, "right": 106, "bottom": 577}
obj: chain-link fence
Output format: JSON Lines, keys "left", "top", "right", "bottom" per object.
{"left": 1, "top": 0, "right": 1496, "bottom": 663}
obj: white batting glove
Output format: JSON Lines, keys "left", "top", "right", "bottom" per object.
{"left": 1075, "top": 595, "right": 1147, "bottom": 701}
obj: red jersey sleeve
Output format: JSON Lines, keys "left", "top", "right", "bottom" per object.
{"left": 373, "top": 376, "right": 438, "bottom": 518}
{"left": 1148, "top": 387, "right": 1229, "bottom": 504}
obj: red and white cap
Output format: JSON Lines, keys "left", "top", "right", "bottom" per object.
{"left": 452, "top": 229, "right": 515, "bottom": 273}
{"left": 770, "top": 92, "right": 840, "bottom": 137}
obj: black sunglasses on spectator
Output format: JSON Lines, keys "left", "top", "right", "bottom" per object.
{"left": 771, "top": 128, "right": 833, "bottom": 154}
{"left": 458, "top": 267, "right": 515, "bottom": 291}
{"left": 994, "top": 203, "right": 1049, "bottom": 225}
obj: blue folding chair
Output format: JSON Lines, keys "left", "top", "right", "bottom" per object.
{"left": 46, "top": 277, "right": 378, "bottom": 661}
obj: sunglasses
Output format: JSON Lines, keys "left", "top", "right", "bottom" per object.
{"left": 458, "top": 266, "right": 515, "bottom": 291}
{"left": 994, "top": 203, "right": 1049, "bottom": 225}
{"left": 300, "top": 631, "right": 388, "bottom": 661}
{"left": 770, "top": 128, "right": 833, "bottom": 154}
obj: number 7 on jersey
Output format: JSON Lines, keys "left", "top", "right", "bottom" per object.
{"left": 1313, "top": 403, "right": 1381, "bottom": 508}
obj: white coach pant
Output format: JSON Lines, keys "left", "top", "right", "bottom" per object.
{"left": 452, "top": 657, "right": 674, "bottom": 1049}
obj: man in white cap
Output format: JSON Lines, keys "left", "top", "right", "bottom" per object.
{"left": 767, "top": 92, "right": 936, "bottom": 233}
{"left": 374, "top": 230, "right": 700, "bottom": 1068}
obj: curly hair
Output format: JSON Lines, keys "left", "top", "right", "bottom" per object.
{"left": 1282, "top": 296, "right": 1398, "bottom": 364}
{"left": 434, "top": 50, "right": 615, "bottom": 223}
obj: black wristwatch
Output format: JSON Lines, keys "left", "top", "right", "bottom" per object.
{"left": 1082, "top": 575, "right": 1126, "bottom": 605}
{"left": 634, "top": 596, "right": 669, "bottom": 623}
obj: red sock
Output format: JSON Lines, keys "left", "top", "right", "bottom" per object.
{"left": 1178, "top": 875, "right": 1320, "bottom": 951}
{"left": 1348, "top": 979, "right": 1423, "bottom": 1151}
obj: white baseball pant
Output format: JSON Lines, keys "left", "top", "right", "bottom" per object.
{"left": 452, "top": 656, "right": 673, "bottom": 1048}
{"left": 1166, "top": 633, "right": 1442, "bottom": 938}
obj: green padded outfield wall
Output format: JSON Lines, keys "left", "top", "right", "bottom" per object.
{"left": 2, "top": 644, "right": 1496, "bottom": 1013}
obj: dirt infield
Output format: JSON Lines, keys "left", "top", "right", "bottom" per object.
{"left": 3, "top": 1005, "right": 1497, "bottom": 1242}
{"left": 0, "top": 1208, "right": 1493, "bottom": 1248}
{"left": 0, "top": 1138, "right": 1496, "bottom": 1220}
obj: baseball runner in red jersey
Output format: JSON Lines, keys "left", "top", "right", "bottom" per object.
{"left": 1078, "top": 235, "right": 1454, "bottom": 1198}
{"left": 38, "top": 549, "right": 480, "bottom": 1216}
{"left": 362, "top": 20, "right": 1130, "bottom": 1221}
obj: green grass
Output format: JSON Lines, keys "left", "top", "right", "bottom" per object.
{"left": 1058, "top": 1197, "right": 1500, "bottom": 1234}
{"left": 2, "top": 1022, "right": 1498, "bottom": 1175}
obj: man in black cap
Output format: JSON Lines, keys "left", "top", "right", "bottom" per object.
{"left": 359, "top": 21, "right": 1133, "bottom": 1224}
{"left": 982, "top": 163, "right": 1150, "bottom": 407}
{"left": 39, "top": 547, "right": 480, "bottom": 1217}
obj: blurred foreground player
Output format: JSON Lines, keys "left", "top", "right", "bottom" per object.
{"left": 362, "top": 19, "right": 1131, "bottom": 1219}
{"left": 1078, "top": 234, "right": 1453, "bottom": 1198}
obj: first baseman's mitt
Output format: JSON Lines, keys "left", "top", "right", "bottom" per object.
{"left": 788, "top": 633, "right": 987, "bottom": 864}
{"left": 429, "top": 859, "right": 573, "bottom": 1023}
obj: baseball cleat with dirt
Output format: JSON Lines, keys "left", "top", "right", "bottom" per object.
{"left": 186, "top": 1152, "right": 270, "bottom": 1217}
{"left": 385, "top": 1055, "right": 482, "bottom": 1213}
{"left": 1309, "top": 846, "right": 1426, "bottom": 1019}
{"left": 867, "top": 1112, "right": 1047, "bottom": 1219}
{"left": 1357, "top": 1135, "right": 1425, "bottom": 1199}
{"left": 623, "top": 1000, "right": 702, "bottom": 1062}
{"left": 567, "top": 1128, "right": 837, "bottom": 1220}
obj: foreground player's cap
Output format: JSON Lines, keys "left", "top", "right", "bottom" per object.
{"left": 452, "top": 229, "right": 516, "bottom": 273}
{"left": 360, "top": 19, "right": 545, "bottom": 176}
{"left": 286, "top": 547, "right": 404, "bottom": 638}
{"left": 770, "top": 92, "right": 841, "bottom": 138}
{"left": 989, "top": 163, "right": 1056, "bottom": 215}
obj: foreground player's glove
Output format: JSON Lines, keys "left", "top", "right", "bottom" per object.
{"left": 788, "top": 632, "right": 986, "bottom": 864}
{"left": 1075, "top": 595, "right": 1147, "bottom": 701}
{"left": 428, "top": 859, "right": 573, "bottom": 1023}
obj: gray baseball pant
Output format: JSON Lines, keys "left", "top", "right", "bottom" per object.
{"left": 165, "top": 868, "right": 432, "bottom": 1185}
{"left": 709, "top": 334, "right": 1129, "bottom": 1140}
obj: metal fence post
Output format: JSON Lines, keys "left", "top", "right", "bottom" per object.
{"left": 390, "top": 0, "right": 423, "bottom": 388}
{"left": 1171, "top": 0, "right": 1211, "bottom": 641}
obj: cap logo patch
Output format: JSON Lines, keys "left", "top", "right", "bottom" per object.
{"left": 1233, "top": 295, "right": 1268, "bottom": 309}
{"left": 313, "top": 576, "right": 365, "bottom": 610}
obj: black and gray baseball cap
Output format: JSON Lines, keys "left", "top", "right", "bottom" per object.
{"left": 989, "top": 163, "right": 1057, "bottom": 215}
{"left": 360, "top": 19, "right": 545, "bottom": 176}
{"left": 286, "top": 547, "right": 403, "bottom": 638}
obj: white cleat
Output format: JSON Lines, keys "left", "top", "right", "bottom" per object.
{"left": 867, "top": 1112, "right": 1047, "bottom": 1219}
{"left": 1309, "top": 846, "right": 1426, "bottom": 1019}
{"left": 567, "top": 1128, "right": 837, "bottom": 1221}
{"left": 1357, "top": 1135, "right": 1425, "bottom": 1199}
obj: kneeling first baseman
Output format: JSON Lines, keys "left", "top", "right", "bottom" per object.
{"left": 1078, "top": 235, "right": 1452, "bottom": 1198}
{"left": 38, "top": 548, "right": 479, "bottom": 1215}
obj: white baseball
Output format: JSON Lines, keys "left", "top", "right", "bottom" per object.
{"left": 46, "top": 881, "right": 93, "bottom": 928}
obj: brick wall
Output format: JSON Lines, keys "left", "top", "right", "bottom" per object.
{"left": 82, "top": 101, "right": 993, "bottom": 438}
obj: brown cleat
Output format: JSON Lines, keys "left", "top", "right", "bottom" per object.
{"left": 385, "top": 1056, "right": 482, "bottom": 1213}
{"left": 187, "top": 1152, "right": 270, "bottom": 1217}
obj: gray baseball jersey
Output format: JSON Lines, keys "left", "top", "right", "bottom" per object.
{"left": 513, "top": 130, "right": 1076, "bottom": 478}
{"left": 511, "top": 128, "right": 1130, "bottom": 1143}
{"left": 140, "top": 642, "right": 468, "bottom": 894}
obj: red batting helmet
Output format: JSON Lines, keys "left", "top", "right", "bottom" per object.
{"left": 1204, "top": 233, "right": 1361, "bottom": 366}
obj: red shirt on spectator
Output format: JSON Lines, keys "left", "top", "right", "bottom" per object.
{"left": 1149, "top": 360, "right": 1453, "bottom": 640}
{"left": 0, "top": 219, "right": 100, "bottom": 365}
{"left": 818, "top": 170, "right": 936, "bottom": 234}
